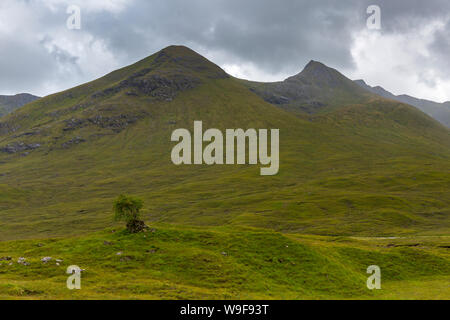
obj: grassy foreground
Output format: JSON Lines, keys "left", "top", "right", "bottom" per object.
{"left": 0, "top": 224, "right": 448, "bottom": 299}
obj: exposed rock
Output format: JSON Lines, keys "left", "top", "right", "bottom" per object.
{"left": 13, "top": 129, "right": 41, "bottom": 138}
{"left": 63, "top": 118, "right": 86, "bottom": 131}
{"left": 41, "top": 257, "right": 52, "bottom": 263}
{"left": 92, "top": 67, "right": 202, "bottom": 102}
{"left": 47, "top": 103, "right": 90, "bottom": 119}
{"left": 125, "top": 91, "right": 138, "bottom": 96}
{"left": 88, "top": 114, "right": 139, "bottom": 132}
{"left": 146, "top": 247, "right": 159, "bottom": 254}
{"left": 62, "top": 136, "right": 86, "bottom": 148}
{"left": 17, "top": 257, "right": 30, "bottom": 266}
{"left": 265, "top": 95, "right": 290, "bottom": 105}
{"left": 63, "top": 114, "right": 140, "bottom": 133}
{"left": 120, "top": 256, "right": 133, "bottom": 262}
{"left": 0, "top": 142, "right": 41, "bottom": 154}
{"left": 126, "top": 220, "right": 148, "bottom": 233}
{"left": 0, "top": 256, "right": 12, "bottom": 261}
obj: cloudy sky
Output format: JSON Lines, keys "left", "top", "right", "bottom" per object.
{"left": 1, "top": 0, "right": 450, "bottom": 102}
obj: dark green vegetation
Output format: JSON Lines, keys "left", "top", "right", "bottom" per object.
{"left": 0, "top": 46, "right": 449, "bottom": 299}
{"left": 0, "top": 94, "right": 40, "bottom": 118}
{"left": 114, "top": 195, "right": 146, "bottom": 233}
{"left": 355, "top": 79, "right": 450, "bottom": 128}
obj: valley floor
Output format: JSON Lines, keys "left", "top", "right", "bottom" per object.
{"left": 0, "top": 224, "right": 448, "bottom": 299}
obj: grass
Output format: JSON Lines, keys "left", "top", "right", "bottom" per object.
{"left": 0, "top": 225, "right": 448, "bottom": 299}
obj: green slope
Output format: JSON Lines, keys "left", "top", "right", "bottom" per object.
{"left": 0, "top": 45, "right": 449, "bottom": 241}
{"left": 355, "top": 79, "right": 450, "bottom": 128}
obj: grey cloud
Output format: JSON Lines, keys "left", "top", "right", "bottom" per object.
{"left": 86, "top": 0, "right": 366, "bottom": 74}
{"left": 0, "top": 36, "right": 56, "bottom": 94}
{"left": 430, "top": 19, "right": 450, "bottom": 78}
{"left": 1, "top": 0, "right": 450, "bottom": 97}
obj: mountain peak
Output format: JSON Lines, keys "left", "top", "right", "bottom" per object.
{"left": 354, "top": 79, "right": 367, "bottom": 86}
{"left": 157, "top": 45, "right": 201, "bottom": 58}
{"left": 303, "top": 60, "right": 328, "bottom": 71}
{"left": 144, "top": 45, "right": 229, "bottom": 79}
{"left": 82, "top": 45, "right": 229, "bottom": 102}
{"left": 300, "top": 60, "right": 338, "bottom": 76}
{"left": 285, "top": 59, "right": 354, "bottom": 91}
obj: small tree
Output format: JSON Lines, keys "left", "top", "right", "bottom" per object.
{"left": 113, "top": 194, "right": 146, "bottom": 233}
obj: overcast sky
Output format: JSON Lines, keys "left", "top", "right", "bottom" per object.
{"left": 1, "top": 0, "right": 450, "bottom": 102}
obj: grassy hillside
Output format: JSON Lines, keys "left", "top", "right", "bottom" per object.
{"left": 355, "top": 79, "right": 450, "bottom": 128}
{"left": 0, "top": 46, "right": 449, "bottom": 240}
{"left": 0, "top": 45, "right": 449, "bottom": 299}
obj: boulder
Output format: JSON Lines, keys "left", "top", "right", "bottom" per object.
{"left": 41, "top": 257, "right": 52, "bottom": 263}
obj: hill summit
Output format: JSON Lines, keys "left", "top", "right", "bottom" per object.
{"left": 243, "top": 60, "right": 375, "bottom": 114}
{"left": 287, "top": 60, "right": 347, "bottom": 87}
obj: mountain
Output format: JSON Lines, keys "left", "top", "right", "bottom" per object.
{"left": 355, "top": 79, "right": 450, "bottom": 128}
{"left": 242, "top": 60, "right": 377, "bottom": 114}
{"left": 0, "top": 45, "right": 449, "bottom": 242}
{"left": 0, "top": 93, "right": 40, "bottom": 117}
{"left": 0, "top": 45, "right": 449, "bottom": 299}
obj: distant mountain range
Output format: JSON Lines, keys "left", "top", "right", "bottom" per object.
{"left": 240, "top": 61, "right": 450, "bottom": 128}
{"left": 2, "top": 63, "right": 448, "bottom": 128}
{"left": 355, "top": 79, "right": 450, "bottom": 128}
{"left": 0, "top": 93, "right": 40, "bottom": 117}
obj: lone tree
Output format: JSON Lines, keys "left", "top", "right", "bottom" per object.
{"left": 113, "top": 194, "right": 146, "bottom": 233}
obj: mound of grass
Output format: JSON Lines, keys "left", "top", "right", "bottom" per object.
{"left": 0, "top": 225, "right": 448, "bottom": 299}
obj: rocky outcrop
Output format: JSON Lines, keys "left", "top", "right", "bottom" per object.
{"left": 0, "top": 121, "right": 21, "bottom": 135}
{"left": 126, "top": 220, "right": 148, "bottom": 233}
{"left": 47, "top": 103, "right": 90, "bottom": 119}
{"left": 62, "top": 136, "right": 86, "bottom": 149}
{"left": 92, "top": 70, "right": 201, "bottom": 101}
{"left": 0, "top": 142, "right": 41, "bottom": 154}
{"left": 63, "top": 114, "right": 140, "bottom": 133}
